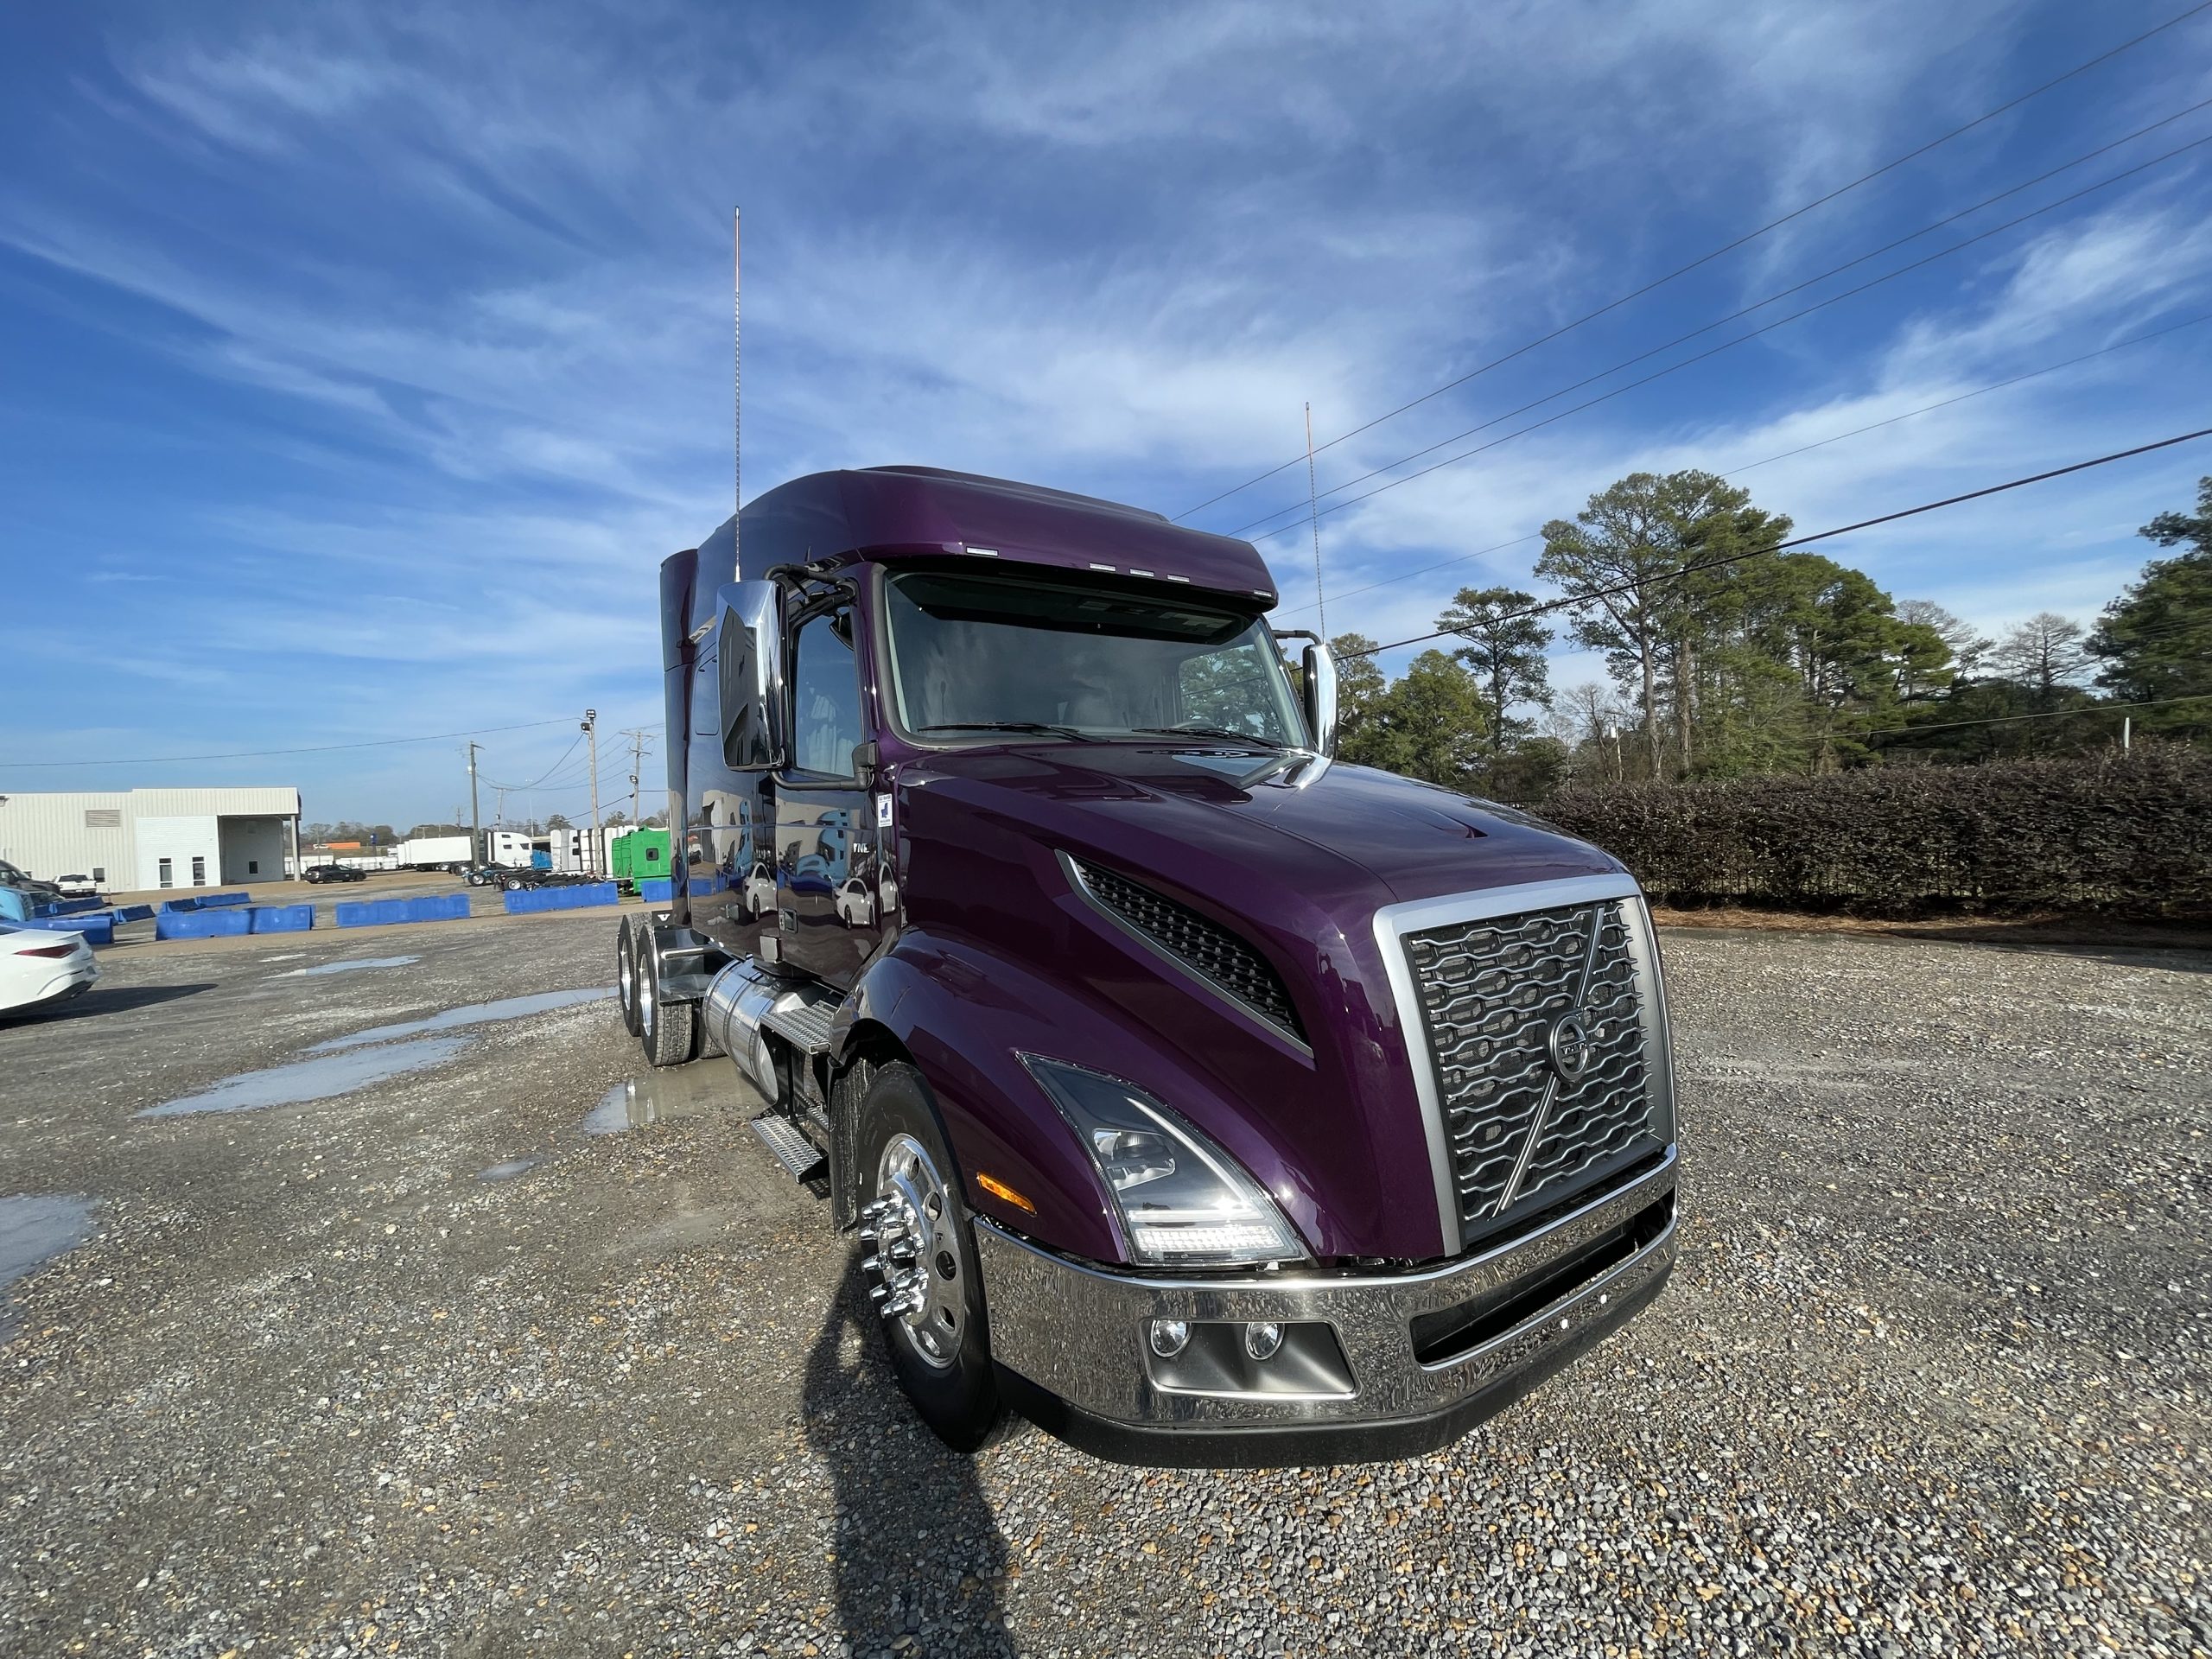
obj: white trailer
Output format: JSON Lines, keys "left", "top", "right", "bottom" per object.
{"left": 395, "top": 835, "right": 474, "bottom": 871}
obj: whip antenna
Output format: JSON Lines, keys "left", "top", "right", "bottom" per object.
{"left": 1305, "top": 401, "right": 1326, "bottom": 635}
{"left": 743, "top": 206, "right": 752, "bottom": 579}
{"left": 732, "top": 207, "right": 741, "bottom": 580}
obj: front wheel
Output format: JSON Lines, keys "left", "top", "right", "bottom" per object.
{"left": 854, "top": 1063, "right": 1004, "bottom": 1452}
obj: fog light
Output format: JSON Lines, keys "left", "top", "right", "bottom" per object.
{"left": 1243, "top": 1321, "right": 1283, "bottom": 1361}
{"left": 1149, "top": 1319, "right": 1190, "bottom": 1357}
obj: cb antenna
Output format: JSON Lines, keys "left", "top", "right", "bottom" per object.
{"left": 1304, "top": 400, "right": 1326, "bottom": 636}
{"left": 743, "top": 207, "right": 752, "bottom": 583}
{"left": 732, "top": 206, "right": 742, "bottom": 581}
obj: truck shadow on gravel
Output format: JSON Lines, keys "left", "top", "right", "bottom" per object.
{"left": 804, "top": 1269, "right": 1017, "bottom": 1658}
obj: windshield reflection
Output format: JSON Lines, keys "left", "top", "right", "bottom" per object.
{"left": 884, "top": 570, "right": 1303, "bottom": 747}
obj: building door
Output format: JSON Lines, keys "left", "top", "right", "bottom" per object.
{"left": 775, "top": 602, "right": 884, "bottom": 987}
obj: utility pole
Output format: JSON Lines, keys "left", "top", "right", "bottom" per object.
{"left": 620, "top": 728, "right": 653, "bottom": 825}
{"left": 467, "top": 741, "right": 482, "bottom": 861}
{"left": 583, "top": 709, "right": 602, "bottom": 875}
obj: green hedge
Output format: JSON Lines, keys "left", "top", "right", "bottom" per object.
{"left": 1538, "top": 745, "right": 2212, "bottom": 917}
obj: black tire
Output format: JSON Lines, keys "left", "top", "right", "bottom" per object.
{"left": 634, "top": 927, "right": 696, "bottom": 1067}
{"left": 303, "top": 870, "right": 321, "bottom": 885}
{"left": 853, "top": 1063, "right": 1005, "bottom": 1452}
{"left": 504, "top": 876, "right": 524, "bottom": 892}
{"left": 615, "top": 916, "right": 641, "bottom": 1035}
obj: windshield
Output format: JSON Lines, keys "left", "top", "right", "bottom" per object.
{"left": 883, "top": 570, "right": 1306, "bottom": 747}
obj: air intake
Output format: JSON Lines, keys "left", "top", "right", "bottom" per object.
{"left": 1061, "top": 854, "right": 1307, "bottom": 1047}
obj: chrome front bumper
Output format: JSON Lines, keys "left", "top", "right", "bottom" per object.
{"left": 975, "top": 1148, "right": 1677, "bottom": 1466}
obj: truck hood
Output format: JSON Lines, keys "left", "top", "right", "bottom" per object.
{"left": 893, "top": 741, "right": 1624, "bottom": 1262}
{"left": 910, "top": 741, "right": 1620, "bottom": 909}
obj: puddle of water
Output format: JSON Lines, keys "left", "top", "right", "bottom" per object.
{"left": 581, "top": 1063, "right": 734, "bottom": 1136}
{"left": 281, "top": 956, "right": 420, "bottom": 979}
{"left": 309, "top": 987, "right": 613, "bottom": 1052}
{"left": 478, "top": 1156, "right": 543, "bottom": 1183}
{"left": 137, "top": 1037, "right": 473, "bottom": 1117}
{"left": 1, "top": 1195, "right": 95, "bottom": 1334}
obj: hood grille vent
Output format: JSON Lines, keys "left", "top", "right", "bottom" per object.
{"left": 1064, "top": 855, "right": 1306, "bottom": 1046}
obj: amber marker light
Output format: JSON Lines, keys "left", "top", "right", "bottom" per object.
{"left": 975, "top": 1172, "right": 1035, "bottom": 1213}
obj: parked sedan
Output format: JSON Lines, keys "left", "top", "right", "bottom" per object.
{"left": 0, "top": 923, "right": 99, "bottom": 1017}
{"left": 301, "top": 863, "right": 368, "bottom": 884}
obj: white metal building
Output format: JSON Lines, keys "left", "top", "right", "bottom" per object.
{"left": 0, "top": 787, "right": 302, "bottom": 892}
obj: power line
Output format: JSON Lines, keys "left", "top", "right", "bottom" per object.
{"left": 1859, "top": 692, "right": 2212, "bottom": 738}
{"left": 1344, "top": 425, "right": 2212, "bottom": 659}
{"left": 1237, "top": 126, "right": 2212, "bottom": 546}
{"left": 1236, "top": 99, "right": 2212, "bottom": 541}
{"left": 0, "top": 717, "right": 577, "bottom": 770}
{"left": 1175, "top": 0, "right": 2212, "bottom": 523}
{"left": 480, "top": 731, "right": 585, "bottom": 793}
{"left": 1274, "top": 311, "right": 2212, "bottom": 622}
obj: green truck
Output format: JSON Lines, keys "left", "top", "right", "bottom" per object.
{"left": 608, "top": 827, "right": 671, "bottom": 887}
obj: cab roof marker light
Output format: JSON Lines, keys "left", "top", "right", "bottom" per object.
{"left": 1088, "top": 563, "right": 1116, "bottom": 572}
{"left": 1129, "top": 569, "right": 1155, "bottom": 577}
{"left": 964, "top": 545, "right": 1001, "bottom": 557}
{"left": 1165, "top": 575, "right": 1192, "bottom": 583}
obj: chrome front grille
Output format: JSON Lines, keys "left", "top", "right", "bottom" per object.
{"left": 1396, "top": 885, "right": 1668, "bottom": 1242}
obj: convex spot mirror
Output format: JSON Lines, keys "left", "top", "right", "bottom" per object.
{"left": 719, "top": 579, "right": 785, "bottom": 769}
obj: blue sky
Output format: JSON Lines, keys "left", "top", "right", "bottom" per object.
{"left": 3, "top": 0, "right": 2209, "bottom": 825}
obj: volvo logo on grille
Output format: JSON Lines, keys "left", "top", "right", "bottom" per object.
{"left": 1548, "top": 1012, "right": 1593, "bottom": 1083}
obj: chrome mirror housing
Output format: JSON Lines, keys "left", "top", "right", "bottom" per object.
{"left": 720, "top": 579, "right": 785, "bottom": 769}
{"left": 1302, "top": 639, "right": 1338, "bottom": 757}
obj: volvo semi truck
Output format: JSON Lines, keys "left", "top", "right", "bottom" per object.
{"left": 619, "top": 465, "right": 1679, "bottom": 1465}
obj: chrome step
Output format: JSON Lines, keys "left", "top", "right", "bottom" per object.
{"left": 760, "top": 995, "right": 839, "bottom": 1055}
{"left": 749, "top": 1113, "right": 828, "bottom": 1184}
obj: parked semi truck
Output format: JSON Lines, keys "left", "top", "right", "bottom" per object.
{"left": 620, "top": 466, "right": 1679, "bottom": 1465}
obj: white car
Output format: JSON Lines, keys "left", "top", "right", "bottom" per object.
{"left": 833, "top": 874, "right": 875, "bottom": 927}
{"left": 742, "top": 863, "right": 777, "bottom": 918}
{"left": 0, "top": 924, "right": 99, "bottom": 1017}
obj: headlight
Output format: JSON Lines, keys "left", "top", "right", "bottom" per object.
{"left": 1021, "top": 1056, "right": 1307, "bottom": 1268}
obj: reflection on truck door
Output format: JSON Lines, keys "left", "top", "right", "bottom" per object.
{"left": 776, "top": 603, "right": 882, "bottom": 984}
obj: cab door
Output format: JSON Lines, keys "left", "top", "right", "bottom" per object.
{"left": 775, "top": 601, "right": 884, "bottom": 987}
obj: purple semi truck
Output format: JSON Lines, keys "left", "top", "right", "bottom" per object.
{"left": 619, "top": 465, "right": 1679, "bottom": 1465}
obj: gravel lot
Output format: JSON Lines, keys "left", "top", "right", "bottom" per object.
{"left": 1, "top": 914, "right": 2206, "bottom": 1657}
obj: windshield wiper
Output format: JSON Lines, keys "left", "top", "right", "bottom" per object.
{"left": 915, "top": 721, "right": 1101, "bottom": 742}
{"left": 1128, "top": 724, "right": 1287, "bottom": 749}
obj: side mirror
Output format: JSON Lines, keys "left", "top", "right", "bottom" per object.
{"left": 1302, "top": 641, "right": 1338, "bottom": 758}
{"left": 720, "top": 579, "right": 785, "bottom": 769}
{"left": 1275, "top": 630, "right": 1338, "bottom": 757}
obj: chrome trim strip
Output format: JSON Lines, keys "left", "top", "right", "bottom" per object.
{"left": 1370, "top": 872, "right": 1644, "bottom": 1256}
{"left": 1058, "top": 849, "right": 1313, "bottom": 1055}
{"left": 973, "top": 1146, "right": 1675, "bottom": 1427}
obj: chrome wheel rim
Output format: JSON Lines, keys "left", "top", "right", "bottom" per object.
{"left": 867, "top": 1132, "right": 962, "bottom": 1370}
{"left": 616, "top": 930, "right": 634, "bottom": 1015}
{"left": 635, "top": 941, "right": 657, "bottom": 1039}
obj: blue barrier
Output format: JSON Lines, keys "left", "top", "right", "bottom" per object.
{"left": 197, "top": 891, "right": 252, "bottom": 908}
{"left": 639, "top": 878, "right": 672, "bottom": 903}
{"left": 110, "top": 905, "right": 154, "bottom": 925}
{"left": 161, "top": 897, "right": 200, "bottom": 913}
{"left": 35, "top": 896, "right": 105, "bottom": 917}
{"left": 333, "top": 892, "right": 472, "bottom": 929}
{"left": 156, "top": 908, "right": 252, "bottom": 940}
{"left": 248, "top": 904, "right": 314, "bottom": 934}
{"left": 19, "top": 913, "right": 114, "bottom": 947}
{"left": 501, "top": 881, "right": 620, "bottom": 915}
